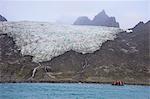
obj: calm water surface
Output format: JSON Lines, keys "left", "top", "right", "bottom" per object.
{"left": 0, "top": 83, "right": 149, "bottom": 99}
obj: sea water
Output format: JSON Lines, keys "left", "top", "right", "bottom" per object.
{"left": 0, "top": 83, "right": 149, "bottom": 99}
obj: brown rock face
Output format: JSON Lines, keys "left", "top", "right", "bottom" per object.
{"left": 0, "top": 21, "right": 149, "bottom": 84}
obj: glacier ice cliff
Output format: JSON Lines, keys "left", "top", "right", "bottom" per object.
{"left": 0, "top": 21, "right": 122, "bottom": 62}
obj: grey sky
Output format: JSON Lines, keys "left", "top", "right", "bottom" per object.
{"left": 0, "top": 0, "right": 149, "bottom": 29}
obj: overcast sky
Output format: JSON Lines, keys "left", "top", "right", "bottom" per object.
{"left": 0, "top": 0, "right": 149, "bottom": 29}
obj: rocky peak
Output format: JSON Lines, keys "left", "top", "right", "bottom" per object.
{"left": 93, "top": 10, "right": 109, "bottom": 20}
{"left": 132, "top": 21, "right": 145, "bottom": 32}
{"left": 133, "top": 21, "right": 144, "bottom": 28}
{"left": 0, "top": 15, "right": 7, "bottom": 21}
{"left": 101, "top": 10, "right": 106, "bottom": 14}
{"left": 73, "top": 16, "right": 91, "bottom": 25}
{"left": 145, "top": 20, "right": 150, "bottom": 25}
{"left": 73, "top": 10, "right": 119, "bottom": 27}
{"left": 97, "top": 10, "right": 106, "bottom": 16}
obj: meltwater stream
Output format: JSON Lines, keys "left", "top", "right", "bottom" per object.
{"left": 0, "top": 83, "right": 149, "bottom": 99}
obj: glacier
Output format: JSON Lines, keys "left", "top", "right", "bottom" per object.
{"left": 0, "top": 21, "right": 123, "bottom": 62}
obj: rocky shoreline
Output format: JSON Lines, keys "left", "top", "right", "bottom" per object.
{"left": 0, "top": 81, "right": 150, "bottom": 86}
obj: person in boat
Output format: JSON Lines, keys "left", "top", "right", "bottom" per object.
{"left": 112, "top": 80, "right": 124, "bottom": 86}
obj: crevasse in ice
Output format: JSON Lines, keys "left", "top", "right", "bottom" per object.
{"left": 0, "top": 21, "right": 122, "bottom": 62}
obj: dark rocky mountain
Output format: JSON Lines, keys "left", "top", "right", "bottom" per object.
{"left": 73, "top": 16, "right": 91, "bottom": 25}
{"left": 74, "top": 10, "right": 119, "bottom": 27}
{"left": 0, "top": 15, "right": 7, "bottom": 21}
{"left": 0, "top": 21, "right": 149, "bottom": 84}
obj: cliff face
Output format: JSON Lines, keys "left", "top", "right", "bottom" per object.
{"left": 74, "top": 10, "right": 119, "bottom": 27}
{"left": 0, "top": 15, "right": 7, "bottom": 21}
{"left": 0, "top": 21, "right": 149, "bottom": 84}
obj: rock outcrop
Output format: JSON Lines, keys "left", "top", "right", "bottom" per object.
{"left": 73, "top": 16, "right": 91, "bottom": 25}
{"left": 0, "top": 21, "right": 149, "bottom": 84}
{"left": 0, "top": 15, "right": 7, "bottom": 21}
{"left": 74, "top": 10, "right": 119, "bottom": 27}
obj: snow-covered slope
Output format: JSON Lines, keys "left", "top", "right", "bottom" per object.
{"left": 0, "top": 21, "right": 122, "bottom": 62}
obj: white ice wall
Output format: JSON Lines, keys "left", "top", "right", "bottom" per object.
{"left": 0, "top": 21, "right": 122, "bottom": 62}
